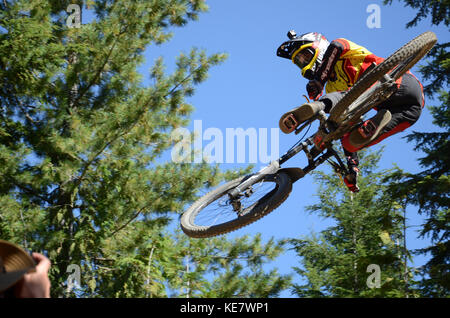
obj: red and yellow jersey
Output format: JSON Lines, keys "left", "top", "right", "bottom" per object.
{"left": 324, "top": 38, "right": 384, "bottom": 94}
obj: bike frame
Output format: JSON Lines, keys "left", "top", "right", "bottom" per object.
{"left": 181, "top": 32, "right": 437, "bottom": 239}
{"left": 228, "top": 72, "right": 398, "bottom": 200}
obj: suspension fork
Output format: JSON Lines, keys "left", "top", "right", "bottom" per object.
{"left": 228, "top": 136, "right": 318, "bottom": 199}
{"left": 227, "top": 136, "right": 340, "bottom": 199}
{"left": 228, "top": 108, "right": 346, "bottom": 199}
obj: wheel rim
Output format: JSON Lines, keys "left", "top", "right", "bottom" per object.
{"left": 191, "top": 177, "right": 279, "bottom": 228}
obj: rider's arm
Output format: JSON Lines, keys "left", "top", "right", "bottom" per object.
{"left": 307, "top": 39, "right": 348, "bottom": 100}
{"left": 315, "top": 39, "right": 348, "bottom": 84}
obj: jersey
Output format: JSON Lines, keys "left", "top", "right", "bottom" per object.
{"left": 313, "top": 38, "right": 384, "bottom": 94}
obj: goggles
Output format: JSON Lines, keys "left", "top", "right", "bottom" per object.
{"left": 292, "top": 45, "right": 316, "bottom": 69}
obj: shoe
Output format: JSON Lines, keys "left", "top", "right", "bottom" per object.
{"left": 295, "top": 101, "right": 326, "bottom": 122}
{"left": 344, "top": 156, "right": 360, "bottom": 193}
{"left": 348, "top": 109, "right": 392, "bottom": 148}
{"left": 279, "top": 101, "right": 325, "bottom": 134}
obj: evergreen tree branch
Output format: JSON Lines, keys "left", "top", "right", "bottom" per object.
{"left": 109, "top": 207, "right": 144, "bottom": 236}
{"left": 72, "top": 40, "right": 119, "bottom": 108}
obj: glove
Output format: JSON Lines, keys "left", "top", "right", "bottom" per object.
{"left": 306, "top": 79, "right": 324, "bottom": 101}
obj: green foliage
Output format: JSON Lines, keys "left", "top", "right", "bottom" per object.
{"left": 383, "top": 0, "right": 450, "bottom": 297}
{"left": 168, "top": 233, "right": 291, "bottom": 298}
{"left": 290, "top": 149, "right": 418, "bottom": 297}
{"left": 383, "top": 0, "right": 450, "bottom": 28}
{"left": 0, "top": 0, "right": 284, "bottom": 298}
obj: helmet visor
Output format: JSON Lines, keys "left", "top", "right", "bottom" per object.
{"left": 293, "top": 48, "right": 315, "bottom": 69}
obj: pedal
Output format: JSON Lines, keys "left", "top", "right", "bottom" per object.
{"left": 282, "top": 113, "right": 298, "bottom": 133}
{"left": 358, "top": 120, "right": 377, "bottom": 138}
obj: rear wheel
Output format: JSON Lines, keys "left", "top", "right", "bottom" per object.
{"left": 181, "top": 172, "right": 292, "bottom": 238}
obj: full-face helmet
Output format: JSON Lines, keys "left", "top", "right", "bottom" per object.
{"left": 277, "top": 31, "right": 330, "bottom": 80}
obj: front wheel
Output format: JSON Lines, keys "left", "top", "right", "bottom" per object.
{"left": 181, "top": 172, "right": 292, "bottom": 238}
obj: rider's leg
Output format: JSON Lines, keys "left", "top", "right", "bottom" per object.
{"left": 279, "top": 101, "right": 326, "bottom": 129}
{"left": 341, "top": 73, "right": 423, "bottom": 192}
{"left": 279, "top": 101, "right": 326, "bottom": 133}
{"left": 341, "top": 72, "right": 424, "bottom": 153}
{"left": 341, "top": 103, "right": 421, "bottom": 192}
{"left": 280, "top": 91, "right": 345, "bottom": 130}
{"left": 295, "top": 100, "right": 326, "bottom": 122}
{"left": 301, "top": 91, "right": 347, "bottom": 120}
{"left": 361, "top": 103, "right": 422, "bottom": 148}
{"left": 346, "top": 109, "right": 392, "bottom": 150}
{"left": 295, "top": 91, "right": 346, "bottom": 122}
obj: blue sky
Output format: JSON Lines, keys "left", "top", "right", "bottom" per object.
{"left": 5, "top": 0, "right": 446, "bottom": 297}
{"left": 138, "top": 0, "right": 449, "bottom": 295}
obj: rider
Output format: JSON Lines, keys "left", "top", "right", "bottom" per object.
{"left": 277, "top": 31, "right": 424, "bottom": 192}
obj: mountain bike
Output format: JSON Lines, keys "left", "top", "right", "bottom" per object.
{"left": 180, "top": 31, "right": 437, "bottom": 238}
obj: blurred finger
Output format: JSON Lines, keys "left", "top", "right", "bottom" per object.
{"left": 32, "top": 252, "right": 51, "bottom": 273}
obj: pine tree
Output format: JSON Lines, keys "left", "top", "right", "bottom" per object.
{"left": 0, "top": 0, "right": 251, "bottom": 297}
{"left": 168, "top": 232, "right": 292, "bottom": 298}
{"left": 290, "top": 149, "right": 418, "bottom": 297}
{"left": 66, "top": 222, "right": 291, "bottom": 298}
{"left": 383, "top": 0, "right": 450, "bottom": 297}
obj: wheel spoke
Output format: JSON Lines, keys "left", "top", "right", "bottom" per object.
{"left": 193, "top": 179, "right": 277, "bottom": 227}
